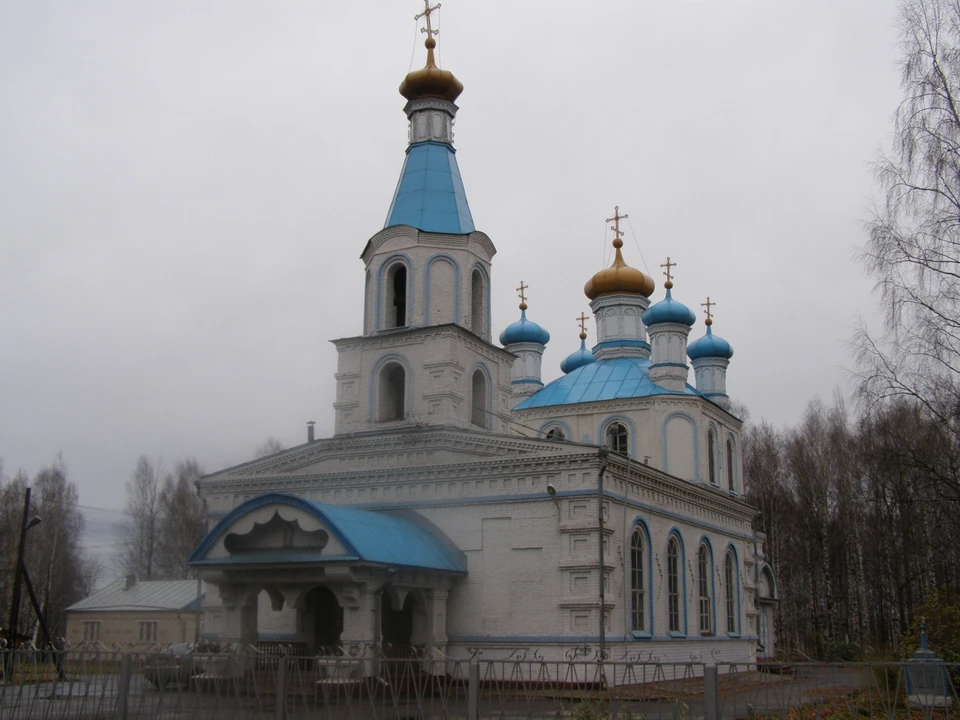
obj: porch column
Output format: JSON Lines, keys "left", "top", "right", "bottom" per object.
{"left": 219, "top": 584, "right": 258, "bottom": 647}
{"left": 340, "top": 585, "right": 379, "bottom": 678}
{"left": 425, "top": 589, "right": 449, "bottom": 648}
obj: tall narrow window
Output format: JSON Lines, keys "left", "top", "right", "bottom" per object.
{"left": 605, "top": 422, "right": 629, "bottom": 456}
{"left": 707, "top": 429, "right": 717, "bottom": 484}
{"left": 725, "top": 551, "right": 737, "bottom": 634}
{"left": 630, "top": 528, "right": 645, "bottom": 632}
{"left": 726, "top": 439, "right": 735, "bottom": 491}
{"left": 471, "top": 369, "right": 488, "bottom": 428}
{"left": 387, "top": 264, "right": 408, "bottom": 329}
{"left": 471, "top": 269, "right": 485, "bottom": 335}
{"left": 378, "top": 363, "right": 406, "bottom": 421}
{"left": 667, "top": 537, "right": 680, "bottom": 633}
{"left": 699, "top": 544, "right": 712, "bottom": 634}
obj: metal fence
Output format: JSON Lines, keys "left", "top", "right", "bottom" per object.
{"left": 2, "top": 647, "right": 958, "bottom": 719}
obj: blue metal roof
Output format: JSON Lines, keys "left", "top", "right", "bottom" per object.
{"left": 384, "top": 141, "right": 475, "bottom": 234}
{"left": 499, "top": 309, "right": 550, "bottom": 346}
{"left": 514, "top": 356, "right": 701, "bottom": 410}
{"left": 188, "top": 493, "right": 466, "bottom": 574}
{"left": 559, "top": 338, "right": 596, "bottom": 374}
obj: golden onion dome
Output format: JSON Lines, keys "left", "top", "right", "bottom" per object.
{"left": 584, "top": 237, "right": 655, "bottom": 299}
{"left": 399, "top": 37, "right": 464, "bottom": 102}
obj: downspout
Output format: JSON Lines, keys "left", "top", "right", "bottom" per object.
{"left": 598, "top": 446, "right": 609, "bottom": 659}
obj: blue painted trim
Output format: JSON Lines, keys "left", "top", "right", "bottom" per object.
{"left": 626, "top": 518, "right": 655, "bottom": 638}
{"left": 469, "top": 263, "right": 491, "bottom": 340}
{"left": 666, "top": 529, "right": 687, "bottom": 637}
{"left": 424, "top": 253, "right": 461, "bottom": 326}
{"left": 599, "top": 414, "right": 637, "bottom": 458}
{"left": 369, "top": 353, "right": 414, "bottom": 423}
{"left": 650, "top": 362, "right": 689, "bottom": 369}
{"left": 538, "top": 419, "right": 573, "bottom": 440}
{"left": 592, "top": 339, "right": 651, "bottom": 351}
{"left": 374, "top": 254, "right": 414, "bottom": 331}
{"left": 725, "top": 544, "right": 741, "bottom": 636}
{"left": 188, "top": 493, "right": 360, "bottom": 563}
{"left": 662, "top": 411, "right": 701, "bottom": 482}
{"left": 512, "top": 379, "right": 544, "bottom": 385}
{"left": 697, "top": 536, "right": 716, "bottom": 636}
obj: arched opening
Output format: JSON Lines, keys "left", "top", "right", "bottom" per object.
{"left": 380, "top": 590, "right": 415, "bottom": 653}
{"left": 707, "top": 429, "right": 717, "bottom": 484}
{"left": 698, "top": 544, "right": 712, "bottom": 634}
{"left": 386, "top": 264, "right": 408, "bottom": 329}
{"left": 545, "top": 427, "right": 566, "bottom": 441}
{"left": 605, "top": 422, "right": 629, "bottom": 456}
{"left": 667, "top": 537, "right": 681, "bottom": 633}
{"left": 305, "top": 586, "right": 343, "bottom": 653}
{"left": 378, "top": 363, "right": 406, "bottom": 421}
{"left": 726, "top": 439, "right": 735, "bottom": 491}
{"left": 470, "top": 269, "right": 485, "bottom": 336}
{"left": 471, "top": 368, "right": 488, "bottom": 428}
{"left": 630, "top": 528, "right": 645, "bottom": 633}
{"left": 725, "top": 551, "right": 737, "bottom": 634}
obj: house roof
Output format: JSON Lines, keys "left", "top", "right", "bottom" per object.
{"left": 189, "top": 493, "right": 467, "bottom": 574}
{"left": 67, "top": 579, "right": 203, "bottom": 613}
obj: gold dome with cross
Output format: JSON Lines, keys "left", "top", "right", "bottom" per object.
{"left": 399, "top": 2, "right": 464, "bottom": 103}
{"left": 584, "top": 206, "right": 655, "bottom": 300}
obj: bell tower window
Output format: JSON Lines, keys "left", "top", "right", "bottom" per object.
{"left": 378, "top": 363, "right": 406, "bottom": 421}
{"left": 471, "top": 368, "right": 488, "bottom": 428}
{"left": 386, "top": 264, "right": 408, "bottom": 329}
{"left": 470, "top": 269, "right": 485, "bottom": 336}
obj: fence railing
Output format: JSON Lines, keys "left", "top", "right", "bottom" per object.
{"left": 2, "top": 647, "right": 958, "bottom": 719}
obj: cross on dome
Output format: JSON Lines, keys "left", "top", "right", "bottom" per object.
{"left": 661, "top": 257, "right": 677, "bottom": 288}
{"left": 606, "top": 206, "right": 629, "bottom": 247}
{"left": 516, "top": 280, "right": 528, "bottom": 310}
{"left": 576, "top": 311, "right": 589, "bottom": 340}
{"left": 701, "top": 296, "right": 715, "bottom": 325}
{"left": 415, "top": 0, "right": 441, "bottom": 38}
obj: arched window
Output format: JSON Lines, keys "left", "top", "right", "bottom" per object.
{"left": 698, "top": 544, "right": 712, "bottom": 634}
{"left": 707, "top": 429, "right": 717, "bottom": 485}
{"left": 545, "top": 427, "right": 566, "bottom": 441}
{"left": 386, "top": 264, "right": 408, "bottom": 329}
{"left": 471, "top": 369, "right": 488, "bottom": 428}
{"left": 470, "top": 269, "right": 485, "bottom": 336}
{"left": 725, "top": 551, "right": 737, "bottom": 634}
{"left": 726, "top": 439, "right": 735, "bottom": 491}
{"left": 605, "top": 422, "right": 629, "bottom": 456}
{"left": 377, "top": 363, "right": 405, "bottom": 421}
{"left": 667, "top": 537, "right": 681, "bottom": 633}
{"left": 630, "top": 528, "right": 645, "bottom": 632}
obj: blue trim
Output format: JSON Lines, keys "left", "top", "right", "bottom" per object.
{"left": 662, "top": 412, "right": 701, "bottom": 482}
{"left": 512, "top": 378, "right": 545, "bottom": 385}
{"left": 649, "top": 362, "right": 689, "bottom": 369}
{"left": 424, "top": 253, "right": 461, "bottom": 326}
{"left": 591, "top": 339, "right": 651, "bottom": 352}
{"left": 725, "top": 544, "right": 741, "bottom": 636}
{"left": 697, "top": 536, "right": 716, "bottom": 636}
{"left": 666, "top": 529, "right": 687, "bottom": 637}
{"left": 599, "top": 414, "right": 637, "bottom": 458}
{"left": 538, "top": 419, "right": 573, "bottom": 440}
{"left": 369, "top": 353, "right": 414, "bottom": 423}
{"left": 374, "top": 254, "right": 414, "bottom": 331}
{"left": 626, "top": 518, "right": 655, "bottom": 638}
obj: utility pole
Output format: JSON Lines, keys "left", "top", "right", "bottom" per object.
{"left": 7, "top": 488, "right": 32, "bottom": 644}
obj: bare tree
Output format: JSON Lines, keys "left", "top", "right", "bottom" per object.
{"left": 857, "top": 0, "right": 960, "bottom": 502}
{"left": 155, "top": 458, "right": 206, "bottom": 578}
{"left": 119, "top": 455, "right": 162, "bottom": 580}
{"left": 254, "top": 436, "right": 285, "bottom": 459}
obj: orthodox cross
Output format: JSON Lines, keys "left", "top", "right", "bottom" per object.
{"left": 702, "top": 297, "right": 715, "bottom": 322}
{"left": 577, "top": 312, "right": 589, "bottom": 335}
{"left": 416, "top": 0, "right": 441, "bottom": 37}
{"left": 660, "top": 257, "right": 677, "bottom": 285}
{"left": 605, "top": 206, "right": 628, "bottom": 242}
{"left": 516, "top": 281, "right": 528, "bottom": 305}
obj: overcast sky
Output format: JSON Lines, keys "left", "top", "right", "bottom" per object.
{"left": 1, "top": 1, "right": 903, "bottom": 526}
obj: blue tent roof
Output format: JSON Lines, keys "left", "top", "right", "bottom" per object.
{"left": 384, "top": 141, "right": 475, "bottom": 234}
{"left": 514, "top": 356, "right": 701, "bottom": 410}
{"left": 188, "top": 493, "right": 466, "bottom": 574}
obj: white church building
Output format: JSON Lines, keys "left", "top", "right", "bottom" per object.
{"left": 188, "top": 17, "right": 779, "bottom": 666}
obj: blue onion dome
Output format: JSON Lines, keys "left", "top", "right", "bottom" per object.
{"left": 642, "top": 287, "right": 696, "bottom": 327}
{"left": 499, "top": 303, "right": 550, "bottom": 346}
{"left": 560, "top": 333, "right": 597, "bottom": 374}
{"left": 687, "top": 322, "right": 734, "bottom": 360}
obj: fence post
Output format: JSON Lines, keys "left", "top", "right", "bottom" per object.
{"left": 704, "top": 664, "right": 719, "bottom": 720}
{"left": 467, "top": 661, "right": 479, "bottom": 720}
{"left": 276, "top": 656, "right": 287, "bottom": 720}
{"left": 118, "top": 653, "right": 131, "bottom": 720}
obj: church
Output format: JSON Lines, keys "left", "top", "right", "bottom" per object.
{"left": 187, "top": 8, "right": 778, "bottom": 667}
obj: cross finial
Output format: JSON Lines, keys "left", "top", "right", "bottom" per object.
{"left": 576, "top": 312, "right": 589, "bottom": 339}
{"left": 605, "top": 206, "right": 629, "bottom": 248}
{"left": 702, "top": 297, "right": 715, "bottom": 326}
{"left": 415, "top": 0, "right": 441, "bottom": 38}
{"left": 661, "top": 257, "right": 677, "bottom": 289}
{"left": 516, "top": 281, "right": 528, "bottom": 310}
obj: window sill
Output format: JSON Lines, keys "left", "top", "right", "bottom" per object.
{"left": 700, "top": 632, "right": 715, "bottom": 638}
{"left": 668, "top": 631, "right": 687, "bottom": 639}
{"left": 630, "top": 632, "right": 652, "bottom": 640}
{"left": 726, "top": 633, "right": 741, "bottom": 639}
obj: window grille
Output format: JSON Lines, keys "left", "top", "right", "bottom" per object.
{"left": 725, "top": 551, "right": 737, "bottom": 633}
{"left": 698, "top": 545, "right": 712, "bottom": 634}
{"left": 630, "top": 528, "right": 645, "bottom": 632}
{"left": 667, "top": 537, "right": 680, "bottom": 632}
